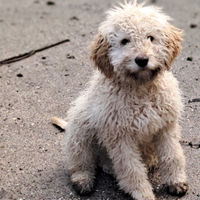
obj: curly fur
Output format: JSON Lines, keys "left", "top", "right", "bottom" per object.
{"left": 52, "top": 2, "right": 188, "bottom": 200}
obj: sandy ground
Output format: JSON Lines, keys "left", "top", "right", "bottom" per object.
{"left": 0, "top": 0, "right": 200, "bottom": 199}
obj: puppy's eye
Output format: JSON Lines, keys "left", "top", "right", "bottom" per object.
{"left": 147, "top": 36, "right": 154, "bottom": 42}
{"left": 121, "top": 38, "right": 130, "bottom": 45}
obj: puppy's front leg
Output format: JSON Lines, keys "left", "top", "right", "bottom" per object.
{"left": 103, "top": 135, "right": 155, "bottom": 200}
{"left": 155, "top": 122, "right": 189, "bottom": 197}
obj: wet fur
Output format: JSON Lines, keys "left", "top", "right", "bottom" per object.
{"left": 52, "top": 2, "right": 188, "bottom": 200}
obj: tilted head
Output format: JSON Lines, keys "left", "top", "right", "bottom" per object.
{"left": 91, "top": 2, "right": 182, "bottom": 84}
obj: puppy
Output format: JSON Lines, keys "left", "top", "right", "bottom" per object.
{"left": 52, "top": 2, "right": 188, "bottom": 200}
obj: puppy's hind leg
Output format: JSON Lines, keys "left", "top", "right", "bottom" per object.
{"left": 155, "top": 122, "right": 188, "bottom": 197}
{"left": 65, "top": 123, "right": 98, "bottom": 195}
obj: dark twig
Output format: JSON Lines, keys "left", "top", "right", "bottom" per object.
{"left": 0, "top": 39, "right": 70, "bottom": 66}
{"left": 180, "top": 140, "right": 200, "bottom": 149}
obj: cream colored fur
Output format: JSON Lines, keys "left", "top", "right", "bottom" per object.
{"left": 52, "top": 2, "right": 188, "bottom": 200}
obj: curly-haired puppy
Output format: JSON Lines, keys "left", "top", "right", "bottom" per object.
{"left": 52, "top": 2, "right": 188, "bottom": 200}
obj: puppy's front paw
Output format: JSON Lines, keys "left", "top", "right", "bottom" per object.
{"left": 70, "top": 171, "right": 94, "bottom": 195}
{"left": 131, "top": 190, "right": 155, "bottom": 200}
{"left": 167, "top": 182, "right": 189, "bottom": 197}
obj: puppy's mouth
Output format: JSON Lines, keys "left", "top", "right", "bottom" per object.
{"left": 125, "top": 67, "right": 161, "bottom": 83}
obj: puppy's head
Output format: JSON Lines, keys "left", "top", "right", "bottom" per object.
{"left": 90, "top": 2, "right": 182, "bottom": 83}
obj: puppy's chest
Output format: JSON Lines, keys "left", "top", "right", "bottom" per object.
{"left": 110, "top": 91, "right": 175, "bottom": 137}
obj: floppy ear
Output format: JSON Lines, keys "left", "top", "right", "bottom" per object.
{"left": 165, "top": 25, "right": 183, "bottom": 70}
{"left": 90, "top": 34, "right": 114, "bottom": 78}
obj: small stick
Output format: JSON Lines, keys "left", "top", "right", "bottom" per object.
{"left": 0, "top": 39, "right": 70, "bottom": 66}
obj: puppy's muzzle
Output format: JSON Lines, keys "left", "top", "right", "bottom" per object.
{"left": 135, "top": 55, "right": 149, "bottom": 67}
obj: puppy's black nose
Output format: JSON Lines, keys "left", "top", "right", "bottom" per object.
{"left": 135, "top": 55, "right": 149, "bottom": 67}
